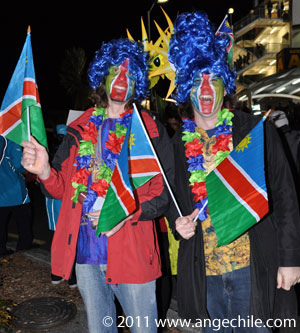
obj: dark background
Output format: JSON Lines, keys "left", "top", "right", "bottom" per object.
{"left": 0, "top": 2, "right": 254, "bottom": 125}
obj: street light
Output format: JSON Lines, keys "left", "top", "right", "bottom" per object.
{"left": 228, "top": 8, "right": 234, "bottom": 29}
{"left": 147, "top": 0, "right": 169, "bottom": 42}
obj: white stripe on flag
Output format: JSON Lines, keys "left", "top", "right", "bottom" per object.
{"left": 0, "top": 97, "right": 22, "bottom": 115}
{"left": 25, "top": 77, "right": 36, "bottom": 83}
{"left": 214, "top": 168, "right": 260, "bottom": 222}
{"left": 110, "top": 164, "right": 135, "bottom": 215}
{"left": 0, "top": 95, "right": 40, "bottom": 116}
{"left": 129, "top": 155, "right": 156, "bottom": 160}
{"left": 227, "top": 155, "right": 268, "bottom": 201}
{"left": 23, "top": 94, "right": 39, "bottom": 102}
{"left": 110, "top": 182, "right": 129, "bottom": 215}
{"left": 1, "top": 119, "right": 22, "bottom": 136}
{"left": 130, "top": 172, "right": 159, "bottom": 178}
{"left": 0, "top": 77, "right": 37, "bottom": 115}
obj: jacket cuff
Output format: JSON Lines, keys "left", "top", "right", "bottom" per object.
{"left": 39, "top": 168, "right": 58, "bottom": 186}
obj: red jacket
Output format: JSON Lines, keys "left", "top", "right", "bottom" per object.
{"left": 41, "top": 107, "right": 174, "bottom": 283}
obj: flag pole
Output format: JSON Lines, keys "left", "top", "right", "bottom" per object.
{"left": 263, "top": 109, "right": 272, "bottom": 121}
{"left": 216, "top": 14, "right": 228, "bottom": 34}
{"left": 26, "top": 107, "right": 31, "bottom": 141}
{"left": 26, "top": 26, "right": 31, "bottom": 141}
{"left": 133, "top": 103, "right": 182, "bottom": 217}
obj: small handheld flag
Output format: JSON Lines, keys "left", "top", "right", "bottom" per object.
{"left": 131, "top": 104, "right": 182, "bottom": 218}
{"left": 206, "top": 118, "right": 269, "bottom": 246}
{"left": 96, "top": 105, "right": 161, "bottom": 234}
{"left": 96, "top": 104, "right": 182, "bottom": 235}
{"left": 215, "top": 14, "right": 234, "bottom": 68}
{"left": 96, "top": 116, "right": 137, "bottom": 235}
{"left": 0, "top": 27, "right": 48, "bottom": 148}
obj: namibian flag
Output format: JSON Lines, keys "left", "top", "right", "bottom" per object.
{"left": 128, "top": 107, "right": 160, "bottom": 187}
{"left": 96, "top": 106, "right": 160, "bottom": 235}
{"left": 215, "top": 14, "right": 234, "bottom": 68}
{"left": 206, "top": 119, "right": 269, "bottom": 246}
{"left": 0, "top": 27, "right": 47, "bottom": 149}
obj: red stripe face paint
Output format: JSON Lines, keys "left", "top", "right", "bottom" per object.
{"left": 190, "top": 72, "right": 225, "bottom": 117}
{"left": 105, "top": 59, "right": 135, "bottom": 102}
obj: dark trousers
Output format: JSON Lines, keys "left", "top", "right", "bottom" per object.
{"left": 155, "top": 221, "right": 173, "bottom": 321}
{"left": 0, "top": 204, "right": 33, "bottom": 252}
{"left": 205, "top": 266, "right": 269, "bottom": 332}
{"left": 156, "top": 274, "right": 172, "bottom": 320}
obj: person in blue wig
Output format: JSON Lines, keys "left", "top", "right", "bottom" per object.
{"left": 21, "top": 38, "right": 174, "bottom": 332}
{"left": 165, "top": 11, "right": 300, "bottom": 332}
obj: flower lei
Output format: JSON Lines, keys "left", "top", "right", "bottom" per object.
{"left": 71, "top": 106, "right": 132, "bottom": 215}
{"left": 182, "top": 108, "right": 234, "bottom": 220}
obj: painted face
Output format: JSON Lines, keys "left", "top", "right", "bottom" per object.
{"left": 105, "top": 59, "right": 135, "bottom": 102}
{"left": 190, "top": 72, "right": 225, "bottom": 117}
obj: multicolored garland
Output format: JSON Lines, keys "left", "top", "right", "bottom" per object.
{"left": 182, "top": 108, "right": 234, "bottom": 220}
{"left": 71, "top": 106, "right": 132, "bottom": 215}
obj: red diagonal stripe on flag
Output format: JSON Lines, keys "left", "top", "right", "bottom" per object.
{"left": 112, "top": 165, "right": 136, "bottom": 213}
{"left": 0, "top": 102, "right": 22, "bottom": 134}
{"left": 0, "top": 79, "right": 40, "bottom": 135}
{"left": 23, "top": 79, "right": 40, "bottom": 103}
{"left": 129, "top": 158, "right": 160, "bottom": 175}
{"left": 227, "top": 39, "right": 233, "bottom": 53}
{"left": 217, "top": 158, "right": 268, "bottom": 219}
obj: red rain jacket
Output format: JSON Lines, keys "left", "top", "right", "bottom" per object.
{"left": 41, "top": 107, "right": 174, "bottom": 283}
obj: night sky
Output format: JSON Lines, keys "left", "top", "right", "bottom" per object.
{"left": 0, "top": 2, "right": 254, "bottom": 124}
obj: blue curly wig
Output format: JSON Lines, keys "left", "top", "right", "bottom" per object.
{"left": 168, "top": 11, "right": 236, "bottom": 103}
{"left": 88, "top": 38, "right": 150, "bottom": 101}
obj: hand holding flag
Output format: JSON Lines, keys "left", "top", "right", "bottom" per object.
{"left": 175, "top": 208, "right": 199, "bottom": 240}
{"left": 21, "top": 136, "right": 51, "bottom": 179}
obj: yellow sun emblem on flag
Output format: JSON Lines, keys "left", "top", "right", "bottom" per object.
{"left": 235, "top": 134, "right": 251, "bottom": 152}
{"left": 129, "top": 132, "right": 136, "bottom": 149}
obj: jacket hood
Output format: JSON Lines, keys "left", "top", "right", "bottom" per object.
{"left": 67, "top": 108, "right": 95, "bottom": 135}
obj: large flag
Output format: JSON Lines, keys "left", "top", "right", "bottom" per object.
{"left": 216, "top": 14, "right": 234, "bottom": 68}
{"left": 96, "top": 107, "right": 160, "bottom": 235}
{"left": 206, "top": 119, "right": 269, "bottom": 246}
{"left": 0, "top": 27, "right": 48, "bottom": 148}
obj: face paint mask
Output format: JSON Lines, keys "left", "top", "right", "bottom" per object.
{"left": 190, "top": 72, "right": 224, "bottom": 117}
{"left": 105, "top": 59, "right": 135, "bottom": 102}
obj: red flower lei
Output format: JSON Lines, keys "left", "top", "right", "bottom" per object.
{"left": 182, "top": 108, "right": 234, "bottom": 220}
{"left": 71, "top": 107, "right": 131, "bottom": 205}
